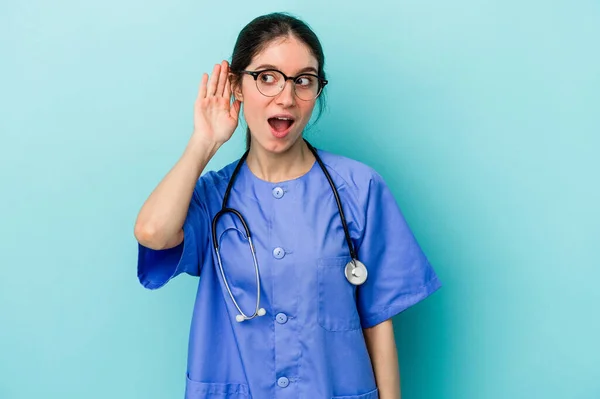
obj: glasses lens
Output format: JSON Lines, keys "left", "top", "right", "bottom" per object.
{"left": 257, "top": 70, "right": 284, "bottom": 97}
{"left": 256, "top": 71, "right": 321, "bottom": 100}
{"left": 294, "top": 75, "right": 320, "bottom": 100}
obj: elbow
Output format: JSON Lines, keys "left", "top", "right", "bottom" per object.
{"left": 134, "top": 222, "right": 183, "bottom": 250}
{"left": 134, "top": 222, "right": 166, "bottom": 250}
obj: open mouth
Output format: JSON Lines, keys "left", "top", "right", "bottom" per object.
{"left": 268, "top": 117, "right": 295, "bottom": 135}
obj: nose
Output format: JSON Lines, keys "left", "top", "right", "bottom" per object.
{"left": 275, "top": 79, "right": 296, "bottom": 107}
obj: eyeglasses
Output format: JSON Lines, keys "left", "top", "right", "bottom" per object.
{"left": 239, "top": 69, "right": 328, "bottom": 101}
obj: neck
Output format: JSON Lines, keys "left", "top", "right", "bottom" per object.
{"left": 246, "top": 139, "right": 315, "bottom": 183}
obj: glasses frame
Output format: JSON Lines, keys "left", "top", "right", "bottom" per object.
{"left": 238, "top": 68, "right": 328, "bottom": 101}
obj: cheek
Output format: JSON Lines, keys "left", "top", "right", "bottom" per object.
{"left": 299, "top": 101, "right": 317, "bottom": 121}
{"left": 242, "top": 93, "right": 268, "bottom": 122}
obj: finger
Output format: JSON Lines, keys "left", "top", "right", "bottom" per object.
{"left": 224, "top": 72, "right": 232, "bottom": 101}
{"left": 216, "top": 60, "right": 228, "bottom": 97}
{"left": 230, "top": 99, "right": 241, "bottom": 120}
{"left": 198, "top": 73, "right": 208, "bottom": 99}
{"left": 207, "top": 64, "right": 221, "bottom": 96}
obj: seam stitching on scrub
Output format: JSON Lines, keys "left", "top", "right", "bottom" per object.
{"left": 364, "top": 276, "right": 441, "bottom": 323}
{"left": 319, "top": 156, "right": 374, "bottom": 237}
{"left": 210, "top": 165, "right": 264, "bottom": 205}
{"left": 292, "top": 176, "right": 303, "bottom": 398}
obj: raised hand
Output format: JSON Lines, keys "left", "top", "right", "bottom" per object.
{"left": 193, "top": 60, "right": 242, "bottom": 144}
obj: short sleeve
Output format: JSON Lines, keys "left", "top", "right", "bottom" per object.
{"left": 137, "top": 183, "right": 210, "bottom": 290}
{"left": 356, "top": 172, "right": 441, "bottom": 328}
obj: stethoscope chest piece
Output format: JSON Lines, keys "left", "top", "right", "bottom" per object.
{"left": 215, "top": 140, "right": 371, "bottom": 322}
{"left": 345, "top": 259, "right": 368, "bottom": 285}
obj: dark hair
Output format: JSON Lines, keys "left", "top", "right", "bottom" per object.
{"left": 229, "top": 12, "right": 327, "bottom": 151}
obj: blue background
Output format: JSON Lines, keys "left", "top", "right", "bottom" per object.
{"left": 1, "top": 1, "right": 598, "bottom": 398}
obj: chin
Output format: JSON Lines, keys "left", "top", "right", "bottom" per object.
{"left": 262, "top": 137, "right": 298, "bottom": 154}
{"left": 253, "top": 127, "right": 305, "bottom": 154}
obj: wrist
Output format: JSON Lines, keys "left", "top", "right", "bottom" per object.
{"left": 186, "top": 134, "right": 222, "bottom": 156}
{"left": 181, "top": 134, "right": 222, "bottom": 174}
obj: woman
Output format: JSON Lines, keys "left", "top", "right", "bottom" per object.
{"left": 135, "top": 12, "right": 441, "bottom": 399}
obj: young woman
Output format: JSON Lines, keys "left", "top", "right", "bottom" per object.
{"left": 135, "top": 12, "right": 441, "bottom": 399}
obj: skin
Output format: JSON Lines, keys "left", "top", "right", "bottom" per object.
{"left": 231, "top": 35, "right": 319, "bottom": 182}
{"left": 134, "top": 34, "right": 401, "bottom": 398}
{"left": 364, "top": 319, "right": 402, "bottom": 399}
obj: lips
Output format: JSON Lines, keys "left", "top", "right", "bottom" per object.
{"left": 268, "top": 117, "right": 294, "bottom": 131}
{"left": 267, "top": 114, "right": 296, "bottom": 138}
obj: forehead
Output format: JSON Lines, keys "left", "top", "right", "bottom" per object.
{"left": 249, "top": 35, "right": 318, "bottom": 73}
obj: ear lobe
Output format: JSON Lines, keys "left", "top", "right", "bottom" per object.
{"left": 230, "top": 77, "right": 244, "bottom": 102}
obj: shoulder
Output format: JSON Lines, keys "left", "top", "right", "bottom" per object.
{"left": 316, "top": 147, "right": 395, "bottom": 239}
{"left": 317, "top": 148, "right": 386, "bottom": 198}
{"left": 186, "top": 158, "right": 240, "bottom": 207}
{"left": 196, "top": 158, "right": 239, "bottom": 191}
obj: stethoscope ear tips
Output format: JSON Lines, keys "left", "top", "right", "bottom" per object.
{"left": 236, "top": 308, "right": 267, "bottom": 322}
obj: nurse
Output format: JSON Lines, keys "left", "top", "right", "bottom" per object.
{"left": 135, "top": 12, "right": 441, "bottom": 399}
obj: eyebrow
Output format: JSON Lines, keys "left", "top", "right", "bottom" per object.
{"left": 253, "top": 64, "right": 319, "bottom": 75}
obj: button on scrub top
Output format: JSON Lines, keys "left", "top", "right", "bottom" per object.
{"left": 137, "top": 149, "right": 441, "bottom": 399}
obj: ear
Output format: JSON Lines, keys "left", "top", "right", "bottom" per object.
{"left": 234, "top": 90, "right": 244, "bottom": 102}
{"left": 230, "top": 75, "right": 244, "bottom": 102}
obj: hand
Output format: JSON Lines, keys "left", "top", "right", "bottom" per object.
{"left": 192, "top": 60, "right": 241, "bottom": 145}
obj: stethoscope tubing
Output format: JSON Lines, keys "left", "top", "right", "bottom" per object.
{"left": 210, "top": 139, "right": 364, "bottom": 322}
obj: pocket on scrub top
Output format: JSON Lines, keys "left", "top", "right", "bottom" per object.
{"left": 185, "top": 375, "right": 249, "bottom": 399}
{"left": 332, "top": 387, "right": 379, "bottom": 399}
{"left": 318, "top": 256, "right": 361, "bottom": 331}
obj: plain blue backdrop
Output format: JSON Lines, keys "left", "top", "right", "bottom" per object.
{"left": 1, "top": 1, "right": 598, "bottom": 398}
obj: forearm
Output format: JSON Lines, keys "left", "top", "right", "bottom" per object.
{"left": 363, "top": 319, "right": 401, "bottom": 399}
{"left": 134, "top": 134, "right": 221, "bottom": 249}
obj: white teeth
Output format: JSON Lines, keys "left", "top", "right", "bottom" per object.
{"left": 275, "top": 117, "right": 293, "bottom": 120}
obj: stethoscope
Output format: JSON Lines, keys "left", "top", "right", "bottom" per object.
{"left": 211, "top": 139, "right": 368, "bottom": 322}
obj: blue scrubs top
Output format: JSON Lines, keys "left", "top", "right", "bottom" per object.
{"left": 138, "top": 148, "right": 441, "bottom": 399}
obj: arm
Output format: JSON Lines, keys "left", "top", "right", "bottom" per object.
{"left": 134, "top": 60, "right": 241, "bottom": 250}
{"left": 134, "top": 136, "right": 221, "bottom": 250}
{"left": 363, "top": 319, "right": 401, "bottom": 399}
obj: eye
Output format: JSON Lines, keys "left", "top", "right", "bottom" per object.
{"left": 295, "top": 75, "right": 316, "bottom": 88}
{"left": 259, "top": 72, "right": 278, "bottom": 84}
